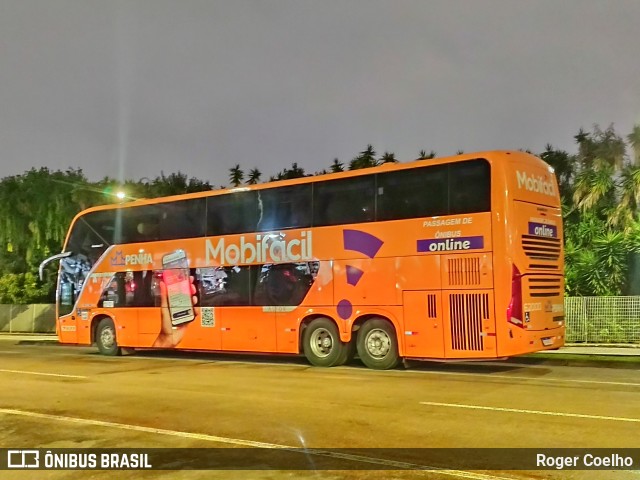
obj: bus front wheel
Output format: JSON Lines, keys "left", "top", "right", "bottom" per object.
{"left": 96, "top": 318, "right": 121, "bottom": 356}
{"left": 302, "top": 318, "right": 349, "bottom": 367}
{"left": 356, "top": 318, "right": 400, "bottom": 370}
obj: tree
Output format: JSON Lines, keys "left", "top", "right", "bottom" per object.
{"left": 147, "top": 172, "right": 211, "bottom": 197}
{"left": 330, "top": 158, "right": 344, "bottom": 173}
{"left": 540, "top": 144, "right": 577, "bottom": 203}
{"left": 380, "top": 152, "right": 398, "bottom": 164}
{"left": 418, "top": 150, "right": 436, "bottom": 160}
{"left": 575, "top": 124, "right": 626, "bottom": 170}
{"left": 349, "top": 145, "right": 379, "bottom": 170}
{"left": 627, "top": 124, "right": 640, "bottom": 165}
{"left": 272, "top": 163, "right": 306, "bottom": 181}
{"left": 229, "top": 165, "right": 244, "bottom": 187}
{"left": 247, "top": 168, "right": 262, "bottom": 185}
{"left": 564, "top": 124, "right": 640, "bottom": 295}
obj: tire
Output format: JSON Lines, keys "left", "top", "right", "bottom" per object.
{"left": 96, "top": 318, "right": 121, "bottom": 356}
{"left": 302, "top": 318, "right": 349, "bottom": 367}
{"left": 356, "top": 318, "right": 400, "bottom": 370}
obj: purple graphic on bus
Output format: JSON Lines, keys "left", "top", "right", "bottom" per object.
{"left": 338, "top": 229, "right": 385, "bottom": 320}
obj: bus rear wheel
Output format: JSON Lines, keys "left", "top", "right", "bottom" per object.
{"left": 303, "top": 318, "right": 349, "bottom": 367}
{"left": 96, "top": 318, "right": 121, "bottom": 356}
{"left": 356, "top": 318, "right": 400, "bottom": 370}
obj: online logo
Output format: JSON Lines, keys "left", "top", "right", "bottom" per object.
{"left": 528, "top": 222, "right": 557, "bottom": 238}
{"left": 417, "top": 236, "right": 484, "bottom": 253}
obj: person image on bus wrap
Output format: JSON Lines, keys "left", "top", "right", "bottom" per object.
{"left": 153, "top": 274, "right": 198, "bottom": 348}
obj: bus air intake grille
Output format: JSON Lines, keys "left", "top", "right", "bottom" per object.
{"left": 427, "top": 294, "right": 437, "bottom": 318}
{"left": 528, "top": 276, "right": 562, "bottom": 298}
{"left": 447, "top": 257, "right": 481, "bottom": 286}
{"left": 521, "top": 235, "right": 561, "bottom": 267}
{"left": 449, "top": 293, "right": 488, "bottom": 351}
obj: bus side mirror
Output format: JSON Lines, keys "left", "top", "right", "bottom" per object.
{"left": 39, "top": 251, "right": 73, "bottom": 281}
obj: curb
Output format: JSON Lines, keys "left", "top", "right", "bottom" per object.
{"left": 512, "top": 355, "right": 640, "bottom": 369}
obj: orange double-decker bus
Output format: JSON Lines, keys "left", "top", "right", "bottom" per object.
{"left": 40, "top": 150, "right": 565, "bottom": 369}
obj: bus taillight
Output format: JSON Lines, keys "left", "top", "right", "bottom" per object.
{"left": 507, "top": 265, "right": 524, "bottom": 328}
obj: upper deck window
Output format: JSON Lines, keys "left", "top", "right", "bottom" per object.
{"left": 257, "top": 184, "right": 312, "bottom": 231}
{"left": 448, "top": 159, "right": 491, "bottom": 214}
{"left": 377, "top": 164, "right": 448, "bottom": 221}
{"left": 313, "top": 176, "right": 375, "bottom": 227}
{"left": 207, "top": 190, "right": 259, "bottom": 236}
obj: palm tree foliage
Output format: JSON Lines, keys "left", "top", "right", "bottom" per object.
{"left": 380, "top": 152, "right": 398, "bottom": 164}
{"left": 563, "top": 124, "right": 640, "bottom": 295}
{"left": 418, "top": 150, "right": 436, "bottom": 160}
{"left": 349, "top": 145, "right": 379, "bottom": 170}
{"left": 246, "top": 168, "right": 262, "bottom": 185}
{"left": 229, "top": 165, "right": 244, "bottom": 187}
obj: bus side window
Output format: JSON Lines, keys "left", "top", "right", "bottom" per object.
{"left": 313, "top": 176, "right": 375, "bottom": 227}
{"left": 449, "top": 159, "right": 491, "bottom": 214}
{"left": 207, "top": 191, "right": 258, "bottom": 236}
{"left": 257, "top": 185, "right": 312, "bottom": 231}
{"left": 377, "top": 165, "right": 447, "bottom": 221}
{"left": 99, "top": 274, "right": 126, "bottom": 307}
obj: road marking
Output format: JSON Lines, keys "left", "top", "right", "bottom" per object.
{"left": 0, "top": 369, "right": 86, "bottom": 379}
{"left": 420, "top": 401, "right": 640, "bottom": 423}
{"left": 405, "top": 369, "right": 640, "bottom": 388}
{"left": 129, "top": 356, "right": 640, "bottom": 388}
{"left": 0, "top": 408, "right": 514, "bottom": 480}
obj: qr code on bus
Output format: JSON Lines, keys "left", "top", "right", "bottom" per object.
{"left": 200, "top": 307, "right": 215, "bottom": 327}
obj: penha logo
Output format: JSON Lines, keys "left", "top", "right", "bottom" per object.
{"left": 110, "top": 250, "right": 153, "bottom": 267}
{"left": 516, "top": 171, "right": 555, "bottom": 196}
{"left": 110, "top": 251, "right": 125, "bottom": 267}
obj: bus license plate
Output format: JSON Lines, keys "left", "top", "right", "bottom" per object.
{"left": 541, "top": 338, "right": 553, "bottom": 346}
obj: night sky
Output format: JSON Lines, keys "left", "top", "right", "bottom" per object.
{"left": 1, "top": 0, "right": 639, "bottom": 184}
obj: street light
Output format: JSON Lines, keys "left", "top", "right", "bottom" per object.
{"left": 116, "top": 191, "right": 126, "bottom": 201}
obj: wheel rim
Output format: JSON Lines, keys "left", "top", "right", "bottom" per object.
{"left": 310, "top": 328, "right": 334, "bottom": 358}
{"left": 365, "top": 328, "right": 391, "bottom": 359}
{"left": 100, "top": 326, "right": 115, "bottom": 349}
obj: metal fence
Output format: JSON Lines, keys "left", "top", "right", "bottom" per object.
{"left": 564, "top": 296, "right": 640, "bottom": 344}
{"left": 1, "top": 298, "right": 640, "bottom": 344}
{"left": 0, "top": 304, "right": 56, "bottom": 334}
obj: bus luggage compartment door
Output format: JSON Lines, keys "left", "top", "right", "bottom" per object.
{"left": 442, "top": 289, "right": 496, "bottom": 358}
{"left": 402, "top": 291, "right": 444, "bottom": 358}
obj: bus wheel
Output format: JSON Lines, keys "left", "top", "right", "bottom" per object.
{"left": 356, "top": 318, "right": 400, "bottom": 370}
{"left": 96, "top": 318, "right": 121, "bottom": 356}
{"left": 303, "top": 318, "right": 348, "bottom": 367}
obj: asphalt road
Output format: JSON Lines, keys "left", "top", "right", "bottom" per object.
{"left": 0, "top": 339, "right": 639, "bottom": 480}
